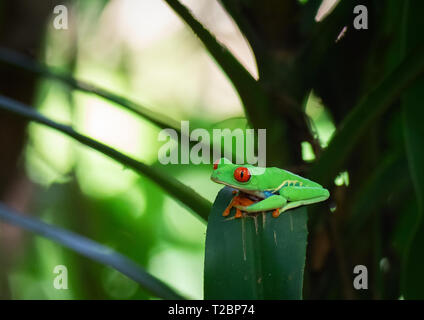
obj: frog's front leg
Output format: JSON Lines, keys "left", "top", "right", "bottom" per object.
{"left": 235, "top": 195, "right": 287, "bottom": 217}
{"left": 223, "top": 194, "right": 238, "bottom": 216}
{"left": 223, "top": 192, "right": 255, "bottom": 218}
{"left": 276, "top": 186, "right": 330, "bottom": 217}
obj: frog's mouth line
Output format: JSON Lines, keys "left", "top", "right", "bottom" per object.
{"left": 210, "top": 177, "right": 265, "bottom": 200}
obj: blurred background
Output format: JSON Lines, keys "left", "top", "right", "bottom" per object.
{"left": 0, "top": 0, "right": 422, "bottom": 300}
{"left": 0, "top": 0, "right": 255, "bottom": 299}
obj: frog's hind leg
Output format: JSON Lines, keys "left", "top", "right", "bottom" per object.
{"left": 276, "top": 195, "right": 329, "bottom": 217}
{"left": 274, "top": 186, "right": 330, "bottom": 217}
{"left": 235, "top": 195, "right": 287, "bottom": 213}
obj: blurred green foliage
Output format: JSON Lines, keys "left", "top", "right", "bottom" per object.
{"left": 0, "top": 0, "right": 423, "bottom": 300}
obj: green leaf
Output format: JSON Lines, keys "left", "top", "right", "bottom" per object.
{"left": 309, "top": 43, "right": 424, "bottom": 186}
{"left": 218, "top": 0, "right": 266, "bottom": 66}
{"left": 204, "top": 187, "right": 307, "bottom": 299}
{"left": 163, "top": 0, "right": 270, "bottom": 128}
{"left": 0, "top": 47, "right": 181, "bottom": 132}
{"left": 296, "top": 0, "right": 353, "bottom": 92}
{"left": 0, "top": 47, "right": 224, "bottom": 159}
{"left": 400, "top": 0, "right": 424, "bottom": 299}
{"left": 348, "top": 153, "right": 409, "bottom": 239}
{"left": 0, "top": 202, "right": 184, "bottom": 300}
{"left": 0, "top": 94, "right": 212, "bottom": 221}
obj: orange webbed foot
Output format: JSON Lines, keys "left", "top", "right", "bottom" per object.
{"left": 235, "top": 208, "right": 243, "bottom": 218}
{"left": 223, "top": 193, "right": 257, "bottom": 218}
{"left": 272, "top": 208, "right": 281, "bottom": 218}
{"left": 223, "top": 208, "right": 231, "bottom": 217}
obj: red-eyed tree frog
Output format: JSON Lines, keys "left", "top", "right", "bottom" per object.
{"left": 211, "top": 158, "right": 330, "bottom": 218}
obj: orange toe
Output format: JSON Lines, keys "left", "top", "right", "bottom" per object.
{"left": 235, "top": 208, "right": 243, "bottom": 218}
{"left": 272, "top": 209, "right": 280, "bottom": 218}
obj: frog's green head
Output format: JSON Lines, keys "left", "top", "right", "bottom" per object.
{"left": 210, "top": 158, "right": 267, "bottom": 197}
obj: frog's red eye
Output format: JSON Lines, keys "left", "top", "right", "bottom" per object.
{"left": 213, "top": 159, "right": 219, "bottom": 170}
{"left": 234, "top": 167, "right": 251, "bottom": 182}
